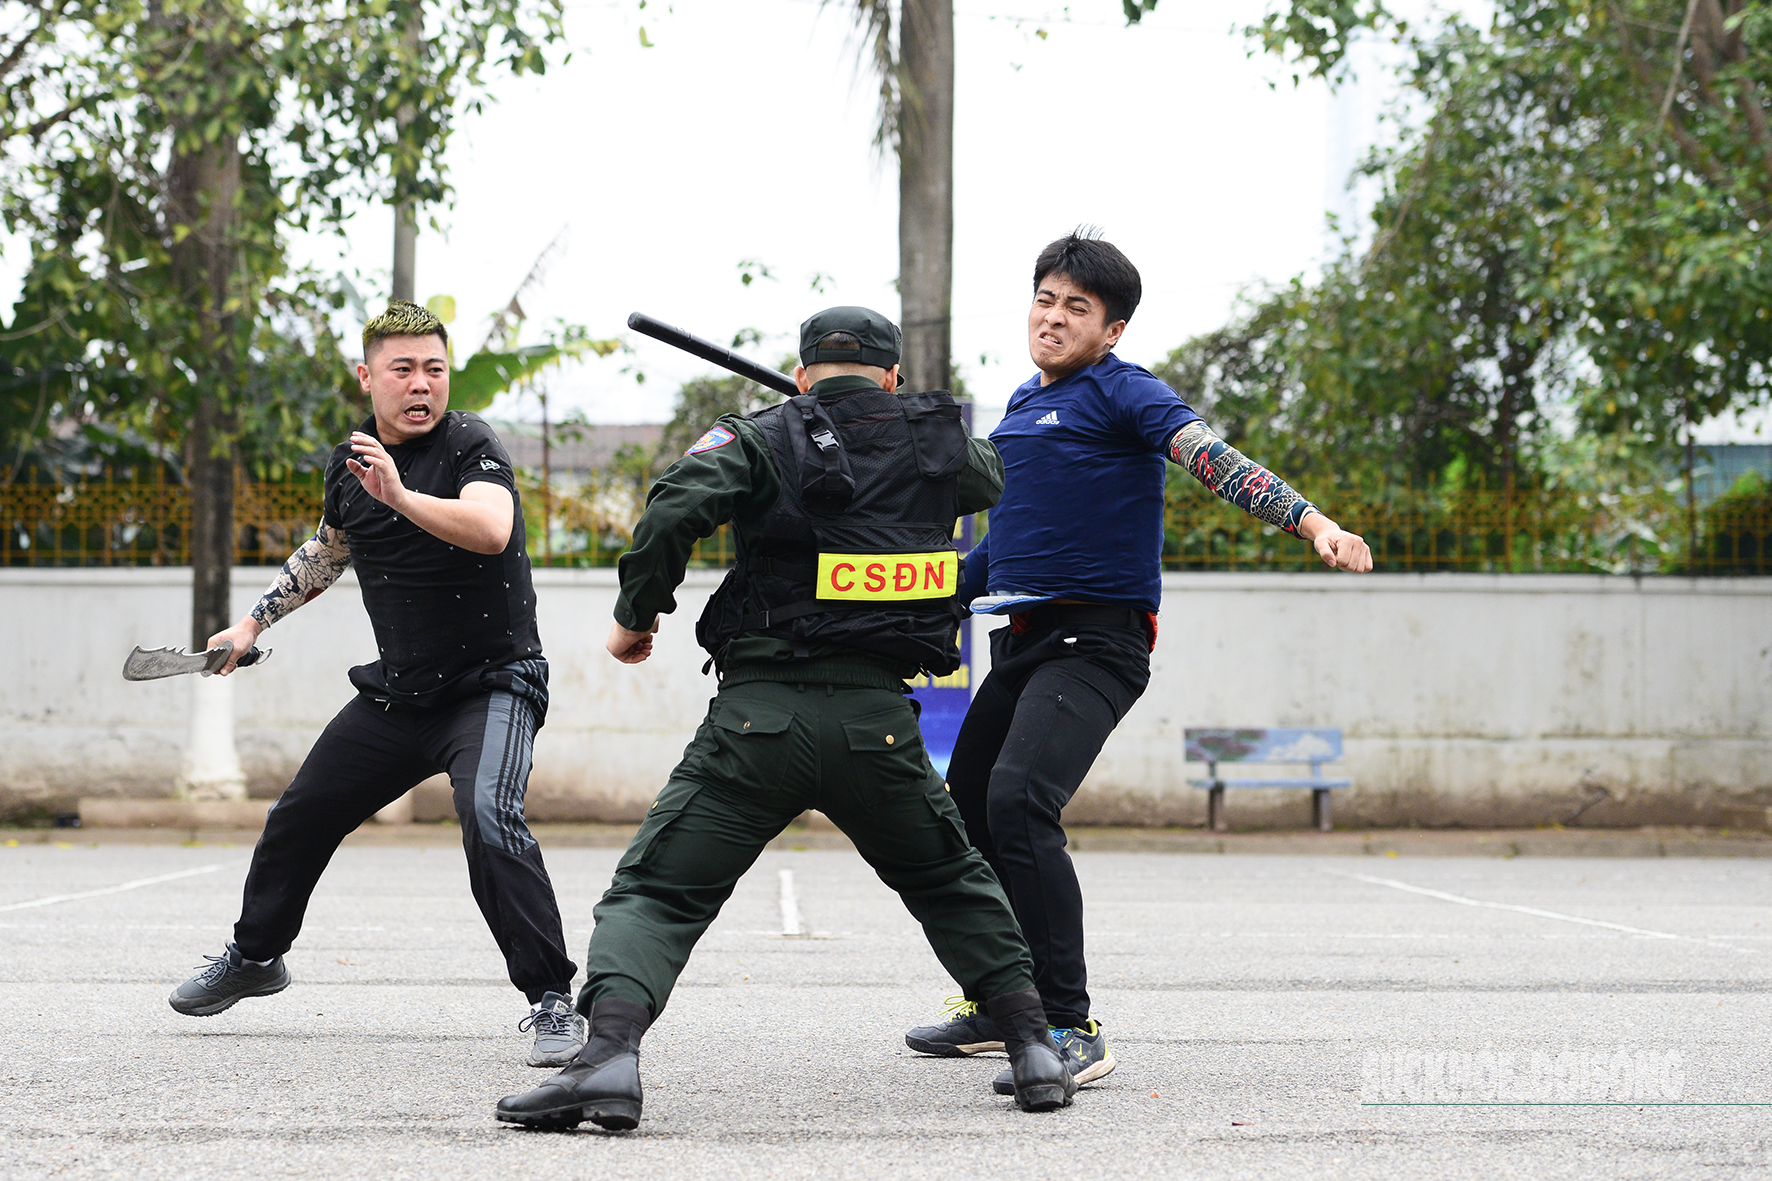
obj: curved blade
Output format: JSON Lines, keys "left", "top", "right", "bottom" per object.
{"left": 122, "top": 642, "right": 233, "bottom": 681}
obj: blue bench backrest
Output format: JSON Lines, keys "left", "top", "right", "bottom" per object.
{"left": 1184, "top": 728, "right": 1343, "bottom": 764}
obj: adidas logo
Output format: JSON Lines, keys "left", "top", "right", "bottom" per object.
{"left": 1035, "top": 411, "right": 1061, "bottom": 426}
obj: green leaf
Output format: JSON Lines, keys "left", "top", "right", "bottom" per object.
{"left": 450, "top": 339, "right": 615, "bottom": 412}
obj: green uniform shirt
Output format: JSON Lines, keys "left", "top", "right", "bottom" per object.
{"left": 615, "top": 374, "right": 1004, "bottom": 675}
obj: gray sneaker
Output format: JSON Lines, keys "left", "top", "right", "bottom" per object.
{"left": 993, "top": 1021, "right": 1117, "bottom": 1094}
{"left": 169, "top": 944, "right": 291, "bottom": 1016}
{"left": 522, "top": 992, "right": 589, "bottom": 1067}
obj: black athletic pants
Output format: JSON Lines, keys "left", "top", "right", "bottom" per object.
{"left": 232, "top": 688, "right": 577, "bottom": 1003}
{"left": 946, "top": 605, "right": 1151, "bottom": 1029}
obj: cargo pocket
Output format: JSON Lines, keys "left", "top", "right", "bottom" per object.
{"left": 616, "top": 776, "right": 702, "bottom": 874}
{"left": 920, "top": 778, "right": 973, "bottom": 850}
{"left": 706, "top": 696, "right": 798, "bottom": 794}
{"left": 838, "top": 705, "right": 931, "bottom": 811}
{"left": 900, "top": 393, "right": 968, "bottom": 479}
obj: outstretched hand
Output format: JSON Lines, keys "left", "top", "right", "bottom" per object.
{"left": 1311, "top": 526, "right": 1374, "bottom": 572}
{"left": 607, "top": 619, "right": 659, "bottom": 664}
{"left": 345, "top": 432, "right": 406, "bottom": 509}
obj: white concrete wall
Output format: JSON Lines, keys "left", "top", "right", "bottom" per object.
{"left": 3, "top": 568, "right": 1767, "bottom": 827}
{"left": 1087, "top": 574, "right": 1772, "bottom": 829}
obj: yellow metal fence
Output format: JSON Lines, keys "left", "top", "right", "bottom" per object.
{"left": 3, "top": 475, "right": 1767, "bottom": 574}
{"left": 1162, "top": 487, "right": 1771, "bottom": 574}
{"left": 1, "top": 473, "right": 326, "bottom": 566}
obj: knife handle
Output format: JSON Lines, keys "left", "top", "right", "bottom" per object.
{"left": 235, "top": 646, "right": 267, "bottom": 669}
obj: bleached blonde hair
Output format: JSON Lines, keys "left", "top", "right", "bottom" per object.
{"left": 362, "top": 300, "right": 448, "bottom": 360}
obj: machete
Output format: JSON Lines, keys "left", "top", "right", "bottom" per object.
{"left": 122, "top": 640, "right": 270, "bottom": 681}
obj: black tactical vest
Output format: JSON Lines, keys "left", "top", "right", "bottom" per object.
{"left": 695, "top": 384, "right": 971, "bottom": 676}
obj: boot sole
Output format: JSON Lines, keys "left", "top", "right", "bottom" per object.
{"left": 495, "top": 1097, "right": 641, "bottom": 1132}
{"left": 169, "top": 976, "right": 290, "bottom": 1017}
{"left": 1015, "top": 1084, "right": 1074, "bottom": 1112}
{"left": 496, "top": 1103, "right": 585, "bottom": 1131}
{"left": 904, "top": 1036, "right": 1005, "bottom": 1057}
{"left": 586, "top": 1099, "right": 642, "bottom": 1131}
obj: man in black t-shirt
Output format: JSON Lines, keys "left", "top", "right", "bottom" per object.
{"left": 167, "top": 301, "right": 584, "bottom": 1068}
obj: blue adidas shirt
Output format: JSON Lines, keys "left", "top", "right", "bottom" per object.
{"left": 982, "top": 353, "right": 1201, "bottom": 614}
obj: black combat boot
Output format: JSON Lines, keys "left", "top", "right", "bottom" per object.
{"left": 985, "top": 989, "right": 1076, "bottom": 1112}
{"left": 495, "top": 997, "right": 651, "bottom": 1130}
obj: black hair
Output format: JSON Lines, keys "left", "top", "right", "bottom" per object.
{"left": 812, "top": 331, "right": 862, "bottom": 353}
{"left": 1032, "top": 228, "right": 1142, "bottom": 326}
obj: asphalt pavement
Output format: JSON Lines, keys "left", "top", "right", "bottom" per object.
{"left": 1, "top": 839, "right": 1767, "bottom": 1179}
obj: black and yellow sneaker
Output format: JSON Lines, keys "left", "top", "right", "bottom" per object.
{"left": 905, "top": 996, "right": 1005, "bottom": 1056}
{"left": 991, "top": 1021, "right": 1116, "bottom": 1094}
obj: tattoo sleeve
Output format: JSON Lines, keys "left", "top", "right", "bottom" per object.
{"left": 248, "top": 524, "right": 353, "bottom": 630}
{"left": 1167, "top": 422, "right": 1322, "bottom": 536}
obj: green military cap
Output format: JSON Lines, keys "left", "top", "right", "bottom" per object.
{"left": 799, "top": 306, "right": 901, "bottom": 369}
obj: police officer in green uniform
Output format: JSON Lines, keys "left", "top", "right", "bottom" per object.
{"left": 494, "top": 306, "right": 1075, "bottom": 1130}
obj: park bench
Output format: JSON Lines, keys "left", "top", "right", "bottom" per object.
{"left": 1185, "top": 728, "right": 1351, "bottom": 833}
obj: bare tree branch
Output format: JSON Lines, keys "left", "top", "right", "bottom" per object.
{"left": 1363, "top": 118, "right": 1441, "bottom": 270}
{"left": 1612, "top": 2, "right": 1729, "bottom": 187}
{"left": 1734, "top": 74, "right": 1772, "bottom": 196}
{"left": 1685, "top": 0, "right": 1727, "bottom": 108}
{"left": 1659, "top": 0, "right": 1702, "bottom": 124}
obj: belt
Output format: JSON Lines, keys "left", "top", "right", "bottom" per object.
{"left": 1012, "top": 603, "right": 1150, "bottom": 633}
{"left": 720, "top": 659, "right": 908, "bottom": 691}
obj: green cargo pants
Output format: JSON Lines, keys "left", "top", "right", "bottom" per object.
{"left": 577, "top": 675, "right": 1037, "bottom": 1019}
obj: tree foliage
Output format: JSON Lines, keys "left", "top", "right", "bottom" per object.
{"left": 0, "top": 0, "right": 566, "bottom": 641}
{"left": 0, "top": 0, "right": 566, "bottom": 478}
{"left": 452, "top": 329, "right": 621, "bottom": 414}
{"left": 1154, "top": 1, "right": 1772, "bottom": 502}
{"left": 658, "top": 373, "right": 785, "bottom": 463}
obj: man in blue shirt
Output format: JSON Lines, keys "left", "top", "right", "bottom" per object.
{"left": 905, "top": 232, "right": 1372, "bottom": 1092}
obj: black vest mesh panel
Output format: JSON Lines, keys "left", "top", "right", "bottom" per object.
{"left": 695, "top": 386, "right": 968, "bottom": 676}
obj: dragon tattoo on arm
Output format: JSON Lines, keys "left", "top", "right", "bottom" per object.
{"left": 1167, "top": 422, "right": 1322, "bottom": 535}
{"left": 248, "top": 523, "right": 353, "bottom": 630}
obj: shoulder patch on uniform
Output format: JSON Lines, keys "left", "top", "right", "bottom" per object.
{"left": 685, "top": 425, "right": 736, "bottom": 456}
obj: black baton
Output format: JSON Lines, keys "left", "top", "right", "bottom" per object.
{"left": 627, "top": 311, "right": 799, "bottom": 399}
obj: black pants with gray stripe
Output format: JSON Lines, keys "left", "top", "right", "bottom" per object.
{"left": 231, "top": 686, "right": 577, "bottom": 1003}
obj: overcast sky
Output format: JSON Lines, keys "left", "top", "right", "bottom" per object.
{"left": 311, "top": 0, "right": 1354, "bottom": 430}
{"left": 4, "top": 0, "right": 1763, "bottom": 441}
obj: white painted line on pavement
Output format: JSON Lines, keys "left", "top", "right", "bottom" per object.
{"left": 778, "top": 868, "right": 804, "bottom": 937}
{"left": 1335, "top": 871, "right": 1757, "bottom": 954}
{"left": 0, "top": 864, "right": 226, "bottom": 913}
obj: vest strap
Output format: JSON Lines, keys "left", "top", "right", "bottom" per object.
{"left": 738, "top": 600, "right": 849, "bottom": 630}
{"left": 787, "top": 394, "right": 855, "bottom": 512}
{"left": 721, "top": 660, "right": 906, "bottom": 691}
